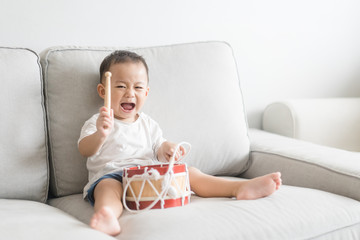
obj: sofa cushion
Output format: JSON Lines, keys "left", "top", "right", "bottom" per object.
{"left": 0, "top": 199, "right": 113, "bottom": 240}
{"left": 0, "top": 47, "right": 48, "bottom": 202}
{"left": 40, "top": 42, "right": 250, "bottom": 197}
{"left": 48, "top": 182, "right": 360, "bottom": 239}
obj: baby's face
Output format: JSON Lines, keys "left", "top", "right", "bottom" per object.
{"left": 107, "top": 62, "right": 149, "bottom": 123}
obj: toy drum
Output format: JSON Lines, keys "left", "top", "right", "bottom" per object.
{"left": 123, "top": 163, "right": 191, "bottom": 211}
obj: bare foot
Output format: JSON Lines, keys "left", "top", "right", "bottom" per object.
{"left": 235, "top": 172, "right": 282, "bottom": 200}
{"left": 90, "top": 206, "right": 121, "bottom": 236}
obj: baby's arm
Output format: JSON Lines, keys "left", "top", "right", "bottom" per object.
{"left": 157, "top": 141, "right": 185, "bottom": 163}
{"left": 78, "top": 107, "right": 113, "bottom": 157}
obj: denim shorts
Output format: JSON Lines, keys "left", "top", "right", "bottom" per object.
{"left": 86, "top": 171, "right": 123, "bottom": 206}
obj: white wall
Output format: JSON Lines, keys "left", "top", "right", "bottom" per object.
{"left": 1, "top": 0, "right": 360, "bottom": 127}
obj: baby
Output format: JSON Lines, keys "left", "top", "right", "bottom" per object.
{"left": 78, "top": 50, "right": 282, "bottom": 236}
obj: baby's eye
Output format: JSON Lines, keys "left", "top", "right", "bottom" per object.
{"left": 116, "top": 85, "right": 126, "bottom": 88}
{"left": 135, "top": 86, "right": 143, "bottom": 89}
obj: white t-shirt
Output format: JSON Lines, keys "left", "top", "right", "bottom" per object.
{"left": 78, "top": 112, "right": 166, "bottom": 198}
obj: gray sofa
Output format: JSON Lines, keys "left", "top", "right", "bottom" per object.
{"left": 1, "top": 41, "right": 360, "bottom": 240}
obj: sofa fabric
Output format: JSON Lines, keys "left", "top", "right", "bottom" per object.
{"left": 262, "top": 98, "right": 360, "bottom": 151}
{"left": 40, "top": 42, "right": 250, "bottom": 197}
{"left": 0, "top": 199, "right": 113, "bottom": 240}
{"left": 245, "top": 129, "right": 360, "bottom": 201}
{"left": 48, "top": 181, "right": 360, "bottom": 240}
{"left": 0, "top": 47, "right": 48, "bottom": 202}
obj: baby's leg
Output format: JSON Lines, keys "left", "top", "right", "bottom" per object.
{"left": 188, "top": 167, "right": 281, "bottom": 200}
{"left": 91, "top": 178, "right": 123, "bottom": 236}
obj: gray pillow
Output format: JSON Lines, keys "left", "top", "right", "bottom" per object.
{"left": 0, "top": 47, "right": 48, "bottom": 202}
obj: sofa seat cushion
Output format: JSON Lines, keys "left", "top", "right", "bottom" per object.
{"left": 0, "top": 199, "right": 113, "bottom": 240}
{"left": 48, "top": 178, "right": 360, "bottom": 239}
{"left": 0, "top": 47, "right": 48, "bottom": 202}
{"left": 40, "top": 42, "right": 250, "bottom": 197}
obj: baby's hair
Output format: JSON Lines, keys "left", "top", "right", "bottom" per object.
{"left": 99, "top": 50, "right": 149, "bottom": 84}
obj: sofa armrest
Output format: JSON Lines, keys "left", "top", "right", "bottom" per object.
{"left": 242, "top": 128, "right": 360, "bottom": 201}
{"left": 262, "top": 98, "right": 360, "bottom": 151}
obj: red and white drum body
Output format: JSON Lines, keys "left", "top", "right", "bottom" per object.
{"left": 123, "top": 163, "right": 191, "bottom": 211}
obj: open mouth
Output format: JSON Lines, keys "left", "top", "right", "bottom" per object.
{"left": 121, "top": 103, "right": 136, "bottom": 112}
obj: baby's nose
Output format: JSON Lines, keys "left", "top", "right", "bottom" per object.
{"left": 125, "top": 88, "right": 135, "bottom": 97}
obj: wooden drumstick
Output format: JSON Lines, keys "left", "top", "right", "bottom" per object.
{"left": 104, "top": 71, "right": 112, "bottom": 109}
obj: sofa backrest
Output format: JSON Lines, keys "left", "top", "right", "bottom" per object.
{"left": 40, "top": 42, "right": 250, "bottom": 197}
{"left": 0, "top": 47, "right": 48, "bottom": 202}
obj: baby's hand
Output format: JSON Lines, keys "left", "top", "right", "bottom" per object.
{"left": 96, "top": 106, "right": 114, "bottom": 137}
{"left": 157, "top": 141, "right": 186, "bottom": 163}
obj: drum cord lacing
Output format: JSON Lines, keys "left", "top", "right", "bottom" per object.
{"left": 122, "top": 142, "right": 192, "bottom": 213}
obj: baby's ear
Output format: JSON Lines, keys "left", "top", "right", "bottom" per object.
{"left": 97, "top": 83, "right": 105, "bottom": 99}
